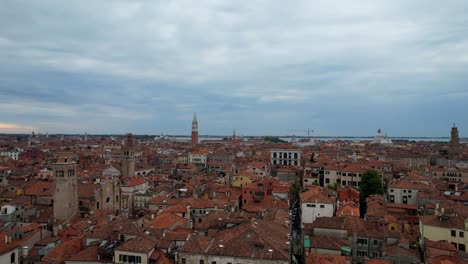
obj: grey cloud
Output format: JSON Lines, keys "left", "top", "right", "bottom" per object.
{"left": 0, "top": 0, "right": 467, "bottom": 135}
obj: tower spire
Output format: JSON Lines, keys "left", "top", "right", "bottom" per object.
{"left": 192, "top": 113, "right": 198, "bottom": 126}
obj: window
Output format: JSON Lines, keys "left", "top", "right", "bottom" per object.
{"left": 325, "top": 178, "right": 330, "bottom": 184}
{"left": 408, "top": 190, "right": 412, "bottom": 193}
{"left": 56, "top": 170, "right": 64, "bottom": 177}
{"left": 459, "top": 243, "right": 466, "bottom": 251}
{"left": 11, "top": 252, "right": 15, "bottom": 264}
{"left": 460, "top": 232, "right": 464, "bottom": 238}
{"left": 181, "top": 258, "right": 186, "bottom": 264}
{"left": 390, "top": 189, "right": 394, "bottom": 192}
{"left": 374, "top": 240, "right": 378, "bottom": 245}
{"left": 199, "top": 260, "right": 204, "bottom": 264}
{"left": 307, "top": 204, "right": 316, "bottom": 208}
{"left": 357, "top": 238, "right": 368, "bottom": 245}
{"left": 403, "top": 190, "right": 407, "bottom": 193}
{"left": 212, "top": 262, "right": 217, "bottom": 264}
{"left": 452, "top": 230, "right": 457, "bottom": 237}
{"left": 67, "top": 170, "right": 74, "bottom": 177}
{"left": 320, "top": 205, "right": 325, "bottom": 208}
{"left": 116, "top": 195, "right": 119, "bottom": 202}
{"left": 96, "top": 202, "right": 100, "bottom": 209}
{"left": 106, "top": 197, "right": 110, "bottom": 203}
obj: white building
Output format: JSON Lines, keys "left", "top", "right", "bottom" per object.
{"left": 323, "top": 164, "right": 384, "bottom": 188}
{"left": 300, "top": 187, "right": 334, "bottom": 225}
{"left": 388, "top": 179, "right": 428, "bottom": 205}
{"left": 271, "top": 148, "right": 301, "bottom": 166}
{"left": 0, "top": 242, "right": 19, "bottom": 264}
{"left": 188, "top": 152, "right": 208, "bottom": 168}
{"left": 0, "top": 151, "right": 20, "bottom": 160}
{"left": 373, "top": 128, "right": 392, "bottom": 144}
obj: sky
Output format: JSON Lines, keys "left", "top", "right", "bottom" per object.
{"left": 0, "top": 1, "right": 467, "bottom": 137}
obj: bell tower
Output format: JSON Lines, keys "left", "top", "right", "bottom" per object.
{"left": 451, "top": 123, "right": 460, "bottom": 148}
{"left": 53, "top": 152, "right": 78, "bottom": 220}
{"left": 122, "top": 133, "right": 135, "bottom": 178}
{"left": 191, "top": 113, "right": 198, "bottom": 145}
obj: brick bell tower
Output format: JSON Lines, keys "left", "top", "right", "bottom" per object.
{"left": 122, "top": 133, "right": 135, "bottom": 178}
{"left": 191, "top": 113, "right": 198, "bottom": 145}
{"left": 53, "top": 152, "right": 78, "bottom": 221}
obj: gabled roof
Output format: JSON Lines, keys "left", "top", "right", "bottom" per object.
{"left": 116, "top": 235, "right": 159, "bottom": 254}
{"left": 300, "top": 186, "right": 334, "bottom": 204}
{"left": 42, "top": 238, "right": 82, "bottom": 263}
{"left": 306, "top": 253, "right": 351, "bottom": 264}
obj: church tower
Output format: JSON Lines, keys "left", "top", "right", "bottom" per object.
{"left": 122, "top": 133, "right": 135, "bottom": 178}
{"left": 451, "top": 123, "right": 460, "bottom": 148}
{"left": 53, "top": 152, "right": 78, "bottom": 220}
{"left": 232, "top": 128, "right": 236, "bottom": 141}
{"left": 191, "top": 113, "right": 198, "bottom": 145}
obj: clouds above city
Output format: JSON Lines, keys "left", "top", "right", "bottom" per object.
{"left": 1, "top": 0, "right": 467, "bottom": 136}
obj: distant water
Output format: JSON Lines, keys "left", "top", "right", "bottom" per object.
{"left": 280, "top": 137, "right": 450, "bottom": 142}
{"left": 168, "top": 136, "right": 451, "bottom": 142}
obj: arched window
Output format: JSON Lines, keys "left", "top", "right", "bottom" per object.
{"left": 10, "top": 252, "right": 15, "bottom": 264}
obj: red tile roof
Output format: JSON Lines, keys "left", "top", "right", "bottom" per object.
{"left": 300, "top": 186, "right": 334, "bottom": 204}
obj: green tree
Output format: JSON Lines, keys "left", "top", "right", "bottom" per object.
{"left": 359, "top": 169, "right": 383, "bottom": 217}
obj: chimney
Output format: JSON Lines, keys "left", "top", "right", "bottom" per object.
{"left": 22, "top": 246, "right": 29, "bottom": 257}
{"left": 151, "top": 214, "right": 155, "bottom": 220}
{"left": 4, "top": 235, "right": 7, "bottom": 244}
{"left": 187, "top": 206, "right": 191, "bottom": 220}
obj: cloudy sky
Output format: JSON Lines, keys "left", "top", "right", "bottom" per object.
{"left": 1, "top": 1, "right": 467, "bottom": 136}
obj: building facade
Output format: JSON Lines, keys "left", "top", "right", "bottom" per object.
{"left": 270, "top": 149, "right": 301, "bottom": 166}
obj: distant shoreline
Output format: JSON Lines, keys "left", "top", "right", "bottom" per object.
{"left": 2, "top": 133, "right": 463, "bottom": 141}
